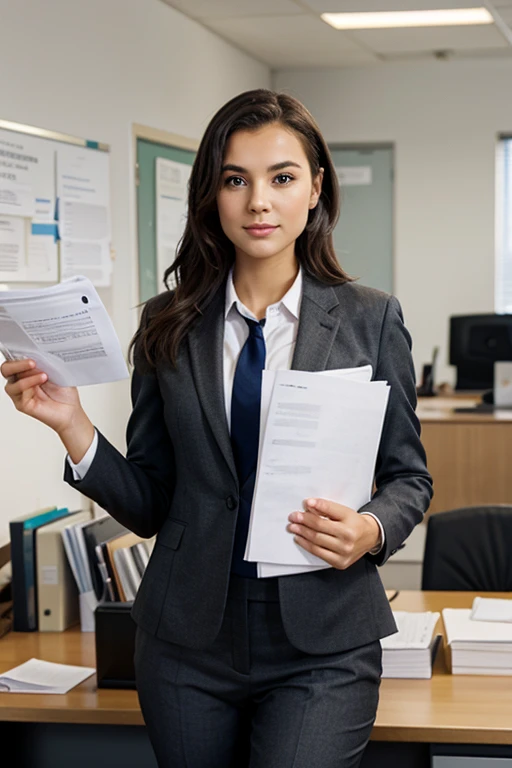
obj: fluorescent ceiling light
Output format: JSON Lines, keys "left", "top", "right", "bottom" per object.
{"left": 321, "top": 8, "right": 494, "bottom": 30}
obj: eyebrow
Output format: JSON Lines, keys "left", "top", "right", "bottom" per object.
{"left": 221, "top": 161, "right": 303, "bottom": 174}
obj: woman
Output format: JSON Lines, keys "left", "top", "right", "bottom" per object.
{"left": 1, "top": 89, "right": 432, "bottom": 767}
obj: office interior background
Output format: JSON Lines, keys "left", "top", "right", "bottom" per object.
{"left": 1, "top": 0, "right": 512, "bottom": 553}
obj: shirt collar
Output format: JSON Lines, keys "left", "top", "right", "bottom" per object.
{"left": 224, "top": 267, "right": 302, "bottom": 321}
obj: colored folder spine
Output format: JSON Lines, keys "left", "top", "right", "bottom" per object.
{"left": 10, "top": 507, "right": 70, "bottom": 631}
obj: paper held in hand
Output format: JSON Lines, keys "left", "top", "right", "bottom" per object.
{"left": 0, "top": 276, "right": 128, "bottom": 386}
{"left": 244, "top": 366, "right": 390, "bottom": 577}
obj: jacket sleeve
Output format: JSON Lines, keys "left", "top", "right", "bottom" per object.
{"left": 63, "top": 311, "right": 176, "bottom": 539}
{"left": 360, "top": 295, "right": 433, "bottom": 565}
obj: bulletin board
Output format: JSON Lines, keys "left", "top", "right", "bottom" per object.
{"left": 0, "top": 118, "right": 111, "bottom": 287}
{"left": 134, "top": 124, "right": 198, "bottom": 304}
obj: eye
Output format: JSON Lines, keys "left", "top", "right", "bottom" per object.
{"left": 225, "top": 175, "right": 246, "bottom": 187}
{"left": 274, "top": 173, "right": 294, "bottom": 185}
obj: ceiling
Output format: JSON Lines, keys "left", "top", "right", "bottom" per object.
{"left": 160, "top": 0, "right": 512, "bottom": 68}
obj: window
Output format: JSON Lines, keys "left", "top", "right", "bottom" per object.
{"left": 496, "top": 137, "right": 512, "bottom": 313}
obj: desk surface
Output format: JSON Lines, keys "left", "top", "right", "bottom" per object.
{"left": 1, "top": 591, "right": 512, "bottom": 744}
{"left": 418, "top": 397, "right": 512, "bottom": 423}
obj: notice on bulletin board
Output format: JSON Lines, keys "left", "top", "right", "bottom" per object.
{"left": 57, "top": 145, "right": 112, "bottom": 287}
{"left": 156, "top": 157, "right": 191, "bottom": 290}
{"left": 0, "top": 129, "right": 59, "bottom": 282}
{"left": 0, "top": 130, "right": 55, "bottom": 221}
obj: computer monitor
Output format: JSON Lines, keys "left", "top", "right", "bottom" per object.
{"left": 449, "top": 314, "right": 512, "bottom": 390}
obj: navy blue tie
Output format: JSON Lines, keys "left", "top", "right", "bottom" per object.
{"left": 230, "top": 314, "right": 266, "bottom": 577}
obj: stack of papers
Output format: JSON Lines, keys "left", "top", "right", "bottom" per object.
{"left": 243, "top": 365, "right": 390, "bottom": 577}
{"left": 380, "top": 611, "right": 441, "bottom": 678}
{"left": 0, "top": 658, "right": 95, "bottom": 694}
{"left": 443, "top": 608, "right": 512, "bottom": 675}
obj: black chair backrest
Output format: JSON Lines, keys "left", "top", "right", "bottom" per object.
{"left": 422, "top": 506, "right": 512, "bottom": 591}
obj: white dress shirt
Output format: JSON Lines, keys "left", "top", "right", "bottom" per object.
{"left": 68, "top": 267, "right": 384, "bottom": 554}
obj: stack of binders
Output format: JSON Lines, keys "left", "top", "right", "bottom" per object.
{"left": 10, "top": 506, "right": 73, "bottom": 631}
{"left": 10, "top": 505, "right": 156, "bottom": 633}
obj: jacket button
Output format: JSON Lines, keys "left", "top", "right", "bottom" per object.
{"left": 226, "top": 495, "right": 237, "bottom": 510}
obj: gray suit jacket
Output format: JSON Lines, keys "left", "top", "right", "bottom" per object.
{"left": 65, "top": 275, "right": 432, "bottom": 654}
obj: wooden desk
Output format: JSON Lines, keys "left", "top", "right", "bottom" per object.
{"left": 376, "top": 590, "right": 512, "bottom": 745}
{"left": 1, "top": 591, "right": 512, "bottom": 767}
{"left": 418, "top": 397, "right": 512, "bottom": 514}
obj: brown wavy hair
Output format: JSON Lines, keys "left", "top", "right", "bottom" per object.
{"left": 131, "top": 88, "right": 351, "bottom": 369}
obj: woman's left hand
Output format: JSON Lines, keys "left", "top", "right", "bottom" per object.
{"left": 287, "top": 498, "right": 381, "bottom": 570}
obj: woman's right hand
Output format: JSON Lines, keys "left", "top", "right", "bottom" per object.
{"left": 1, "top": 358, "right": 83, "bottom": 436}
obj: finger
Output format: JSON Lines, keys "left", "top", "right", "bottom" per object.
{"left": 304, "top": 497, "right": 354, "bottom": 521}
{"left": 287, "top": 523, "right": 341, "bottom": 553}
{"left": 293, "top": 534, "right": 347, "bottom": 569}
{"left": 5, "top": 372, "right": 47, "bottom": 399}
{"left": 0, "top": 359, "right": 36, "bottom": 380}
{"left": 288, "top": 510, "right": 338, "bottom": 535}
{"left": 16, "top": 367, "right": 46, "bottom": 381}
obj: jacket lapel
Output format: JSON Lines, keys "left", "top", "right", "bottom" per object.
{"left": 187, "top": 286, "right": 237, "bottom": 483}
{"left": 292, "top": 274, "right": 341, "bottom": 371}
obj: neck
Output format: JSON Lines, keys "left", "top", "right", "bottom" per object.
{"left": 233, "top": 252, "right": 299, "bottom": 320}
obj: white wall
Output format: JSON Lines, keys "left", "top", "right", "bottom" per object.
{"left": 275, "top": 60, "right": 512, "bottom": 386}
{"left": 0, "top": 0, "right": 270, "bottom": 544}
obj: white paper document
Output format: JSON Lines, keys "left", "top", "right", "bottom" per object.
{"left": 56, "top": 145, "right": 111, "bottom": 286}
{"left": 244, "top": 367, "right": 389, "bottom": 575}
{"left": 0, "top": 129, "right": 55, "bottom": 220}
{"left": 381, "top": 612, "right": 440, "bottom": 650}
{"left": 443, "top": 608, "right": 512, "bottom": 644}
{"left": 0, "top": 275, "right": 128, "bottom": 386}
{"left": 0, "top": 216, "right": 26, "bottom": 280}
{"left": 27, "top": 223, "right": 59, "bottom": 282}
{"left": 0, "top": 658, "right": 95, "bottom": 694}
{"left": 156, "top": 157, "right": 192, "bottom": 289}
{"left": 380, "top": 611, "right": 441, "bottom": 678}
{"left": 60, "top": 239, "right": 111, "bottom": 287}
{"left": 471, "top": 597, "right": 512, "bottom": 623}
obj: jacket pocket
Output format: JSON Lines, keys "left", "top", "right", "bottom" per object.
{"left": 157, "top": 518, "right": 186, "bottom": 550}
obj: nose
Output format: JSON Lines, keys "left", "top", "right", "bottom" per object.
{"left": 248, "top": 181, "right": 272, "bottom": 214}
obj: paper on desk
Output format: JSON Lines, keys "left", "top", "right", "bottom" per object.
{"left": 443, "top": 608, "right": 512, "bottom": 644}
{"left": 470, "top": 597, "right": 512, "bottom": 624}
{"left": 253, "top": 365, "right": 374, "bottom": 578}
{"left": 246, "top": 368, "right": 389, "bottom": 569}
{"left": 0, "top": 275, "right": 128, "bottom": 386}
{"left": 0, "top": 658, "right": 95, "bottom": 694}
{"left": 381, "top": 612, "right": 440, "bottom": 649}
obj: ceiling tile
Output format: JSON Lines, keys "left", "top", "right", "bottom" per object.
{"left": 302, "top": 0, "right": 486, "bottom": 11}
{"left": 160, "top": 0, "right": 304, "bottom": 19}
{"left": 350, "top": 23, "right": 508, "bottom": 53}
{"left": 205, "top": 14, "right": 378, "bottom": 67}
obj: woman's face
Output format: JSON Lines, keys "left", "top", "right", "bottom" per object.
{"left": 216, "top": 122, "right": 323, "bottom": 266}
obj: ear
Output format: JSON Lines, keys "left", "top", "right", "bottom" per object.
{"left": 309, "top": 167, "right": 324, "bottom": 209}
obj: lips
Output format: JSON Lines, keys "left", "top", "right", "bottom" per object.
{"left": 244, "top": 224, "right": 278, "bottom": 236}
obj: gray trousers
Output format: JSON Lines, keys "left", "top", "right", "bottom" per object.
{"left": 134, "top": 574, "right": 382, "bottom": 768}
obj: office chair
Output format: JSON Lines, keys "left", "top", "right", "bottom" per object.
{"left": 421, "top": 506, "right": 512, "bottom": 591}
